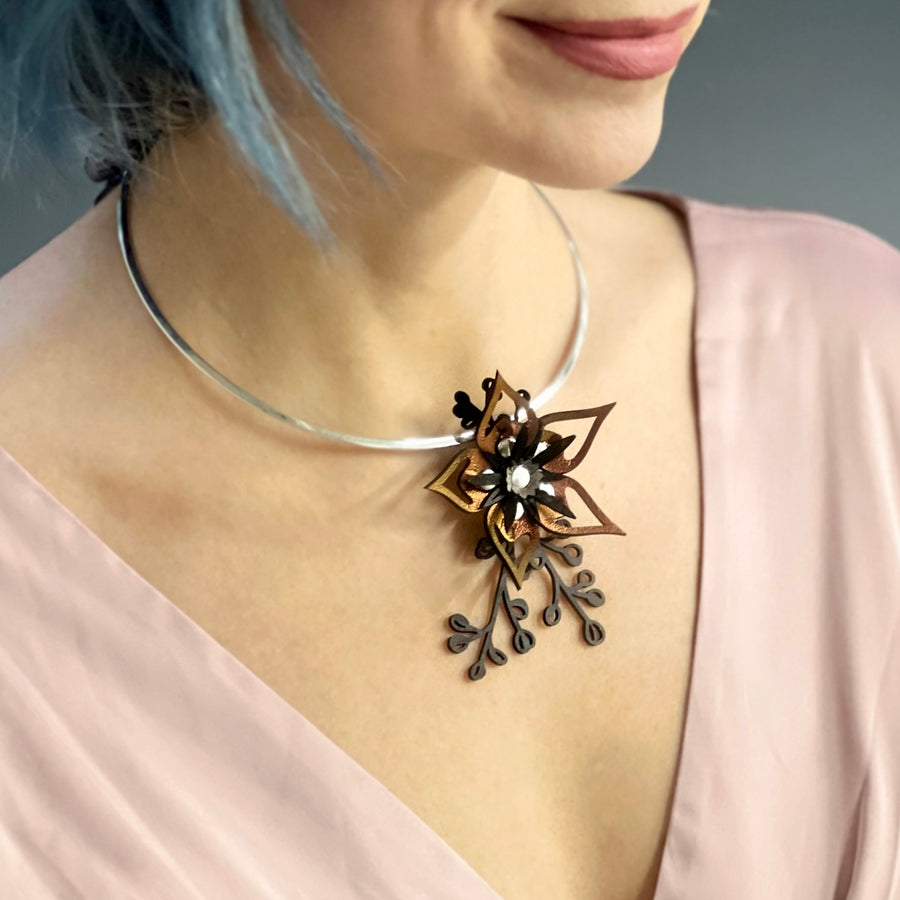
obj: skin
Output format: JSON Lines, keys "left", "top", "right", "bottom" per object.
{"left": 129, "top": 0, "right": 713, "bottom": 436}
{"left": 0, "top": 3, "right": 710, "bottom": 898}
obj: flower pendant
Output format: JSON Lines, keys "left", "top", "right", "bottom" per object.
{"left": 426, "top": 372, "right": 625, "bottom": 681}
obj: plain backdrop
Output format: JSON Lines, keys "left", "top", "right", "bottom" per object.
{"left": 1, "top": 0, "right": 898, "bottom": 277}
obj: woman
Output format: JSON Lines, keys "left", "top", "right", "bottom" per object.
{"left": 0, "top": 2, "right": 897, "bottom": 898}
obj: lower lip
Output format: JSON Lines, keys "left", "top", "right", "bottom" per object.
{"left": 510, "top": 19, "right": 686, "bottom": 80}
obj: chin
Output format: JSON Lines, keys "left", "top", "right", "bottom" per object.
{"left": 476, "top": 108, "right": 666, "bottom": 192}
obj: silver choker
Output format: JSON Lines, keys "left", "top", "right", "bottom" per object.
{"left": 116, "top": 169, "right": 589, "bottom": 451}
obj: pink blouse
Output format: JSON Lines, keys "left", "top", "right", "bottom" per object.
{"left": 1, "top": 187, "right": 899, "bottom": 899}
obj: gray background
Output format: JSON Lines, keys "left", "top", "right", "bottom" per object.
{"left": 2, "top": 0, "right": 899, "bottom": 277}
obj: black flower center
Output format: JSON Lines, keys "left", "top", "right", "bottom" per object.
{"left": 465, "top": 419, "right": 578, "bottom": 532}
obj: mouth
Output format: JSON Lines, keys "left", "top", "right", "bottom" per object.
{"left": 505, "top": 3, "right": 699, "bottom": 39}
{"left": 500, "top": 5, "right": 698, "bottom": 81}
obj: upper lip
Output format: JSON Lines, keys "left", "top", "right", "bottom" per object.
{"left": 509, "top": 3, "right": 698, "bottom": 38}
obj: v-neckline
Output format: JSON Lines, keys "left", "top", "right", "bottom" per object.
{"left": 0, "top": 185, "right": 714, "bottom": 900}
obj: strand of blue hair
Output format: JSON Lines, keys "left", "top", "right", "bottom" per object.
{"left": 0, "top": 0, "right": 390, "bottom": 249}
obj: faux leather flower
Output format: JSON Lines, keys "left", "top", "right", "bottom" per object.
{"left": 427, "top": 372, "right": 624, "bottom": 587}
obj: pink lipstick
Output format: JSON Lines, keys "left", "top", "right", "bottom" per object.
{"left": 506, "top": 4, "right": 699, "bottom": 80}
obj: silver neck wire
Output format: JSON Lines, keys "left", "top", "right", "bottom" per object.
{"left": 116, "top": 170, "right": 589, "bottom": 451}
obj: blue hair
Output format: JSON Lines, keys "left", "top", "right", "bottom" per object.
{"left": 0, "top": 0, "right": 390, "bottom": 249}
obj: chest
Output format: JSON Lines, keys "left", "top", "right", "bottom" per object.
{"left": 58, "top": 356, "right": 702, "bottom": 900}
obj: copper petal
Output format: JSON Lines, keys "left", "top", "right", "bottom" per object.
{"left": 536, "top": 475, "right": 626, "bottom": 537}
{"left": 539, "top": 403, "right": 617, "bottom": 474}
{"left": 476, "top": 371, "right": 541, "bottom": 456}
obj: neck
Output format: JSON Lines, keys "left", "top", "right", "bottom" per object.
{"left": 124, "top": 116, "right": 587, "bottom": 441}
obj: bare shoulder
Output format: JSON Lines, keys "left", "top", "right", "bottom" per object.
{"left": 1, "top": 196, "right": 93, "bottom": 387}
{"left": 0, "top": 193, "right": 161, "bottom": 484}
{"left": 0, "top": 195, "right": 119, "bottom": 380}
{"left": 0, "top": 195, "right": 112, "bottom": 330}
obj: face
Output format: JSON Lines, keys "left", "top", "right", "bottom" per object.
{"left": 264, "top": 0, "right": 712, "bottom": 190}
